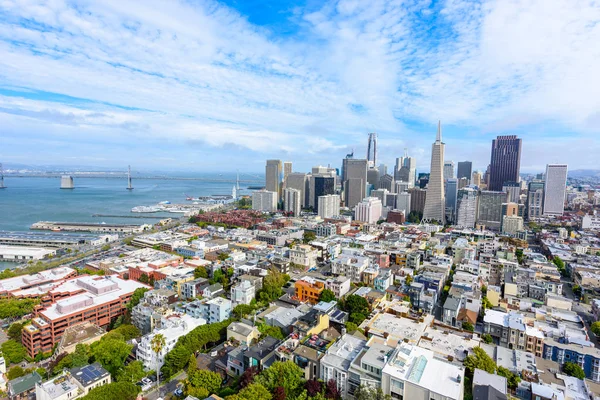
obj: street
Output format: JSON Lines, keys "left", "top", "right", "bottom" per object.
{"left": 145, "top": 371, "right": 187, "bottom": 400}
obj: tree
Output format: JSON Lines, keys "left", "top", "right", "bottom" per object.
{"left": 462, "top": 322, "right": 474, "bottom": 332}
{"left": 257, "top": 324, "right": 285, "bottom": 340}
{"left": 53, "top": 353, "right": 74, "bottom": 374}
{"left": 255, "top": 361, "right": 304, "bottom": 396}
{"left": 91, "top": 339, "right": 133, "bottom": 376}
{"left": 405, "top": 274, "right": 413, "bottom": 285}
{"left": 150, "top": 333, "right": 166, "bottom": 387}
{"left": 305, "top": 379, "right": 322, "bottom": 397}
{"left": 116, "top": 361, "right": 146, "bottom": 383}
{"left": 7, "top": 366, "right": 25, "bottom": 380}
{"left": 563, "top": 362, "right": 586, "bottom": 379}
{"left": 303, "top": 231, "right": 316, "bottom": 244}
{"left": 482, "top": 297, "right": 493, "bottom": 310}
{"left": 81, "top": 382, "right": 140, "bottom": 400}
{"left": 497, "top": 366, "right": 521, "bottom": 389}
{"left": 186, "top": 369, "right": 222, "bottom": 398}
{"left": 194, "top": 266, "right": 208, "bottom": 279}
{"left": 325, "top": 379, "right": 341, "bottom": 400}
{"left": 345, "top": 322, "right": 358, "bottom": 333}
{"left": 1, "top": 339, "right": 27, "bottom": 365}
{"left": 218, "top": 252, "right": 230, "bottom": 261}
{"left": 591, "top": 321, "right": 600, "bottom": 336}
{"left": 319, "top": 289, "right": 336, "bottom": 303}
{"left": 235, "top": 382, "right": 272, "bottom": 400}
{"left": 126, "top": 288, "right": 149, "bottom": 312}
{"left": 481, "top": 334, "right": 493, "bottom": 344}
{"left": 464, "top": 347, "right": 496, "bottom": 375}
{"left": 104, "top": 324, "right": 140, "bottom": 342}
{"left": 0, "top": 298, "right": 40, "bottom": 319}
{"left": 188, "top": 354, "right": 197, "bottom": 375}
{"left": 573, "top": 285, "right": 582, "bottom": 298}
{"left": 354, "top": 385, "right": 391, "bottom": 400}
{"left": 7, "top": 322, "right": 25, "bottom": 341}
{"left": 233, "top": 304, "right": 255, "bottom": 319}
{"left": 273, "top": 386, "right": 286, "bottom": 400}
{"left": 71, "top": 344, "right": 90, "bottom": 368}
{"left": 240, "top": 366, "right": 259, "bottom": 388}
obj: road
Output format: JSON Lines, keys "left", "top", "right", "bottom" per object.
{"left": 145, "top": 371, "right": 187, "bottom": 400}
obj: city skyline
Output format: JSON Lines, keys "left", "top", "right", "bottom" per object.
{"left": 1, "top": 1, "right": 599, "bottom": 172}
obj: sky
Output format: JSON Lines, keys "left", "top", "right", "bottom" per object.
{"left": 0, "top": 0, "right": 599, "bottom": 174}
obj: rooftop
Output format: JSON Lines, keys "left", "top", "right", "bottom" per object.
{"left": 70, "top": 362, "right": 110, "bottom": 387}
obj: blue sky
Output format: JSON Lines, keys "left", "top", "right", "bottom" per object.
{"left": 0, "top": 0, "right": 599, "bottom": 174}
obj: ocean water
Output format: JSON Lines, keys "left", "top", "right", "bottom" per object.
{"left": 0, "top": 173, "right": 257, "bottom": 232}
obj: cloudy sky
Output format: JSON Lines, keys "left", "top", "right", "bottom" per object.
{"left": 0, "top": 0, "right": 599, "bottom": 174}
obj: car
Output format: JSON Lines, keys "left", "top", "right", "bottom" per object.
{"left": 173, "top": 388, "right": 183, "bottom": 397}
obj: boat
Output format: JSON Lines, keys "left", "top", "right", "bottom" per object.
{"left": 131, "top": 206, "right": 161, "bottom": 213}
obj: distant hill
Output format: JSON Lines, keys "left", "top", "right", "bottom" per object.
{"left": 568, "top": 170, "right": 600, "bottom": 178}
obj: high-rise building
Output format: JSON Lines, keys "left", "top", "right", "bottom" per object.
{"left": 371, "top": 189, "right": 390, "bottom": 207}
{"left": 502, "top": 181, "right": 521, "bottom": 203}
{"left": 284, "top": 188, "right": 301, "bottom": 217}
{"left": 344, "top": 159, "right": 368, "bottom": 208}
{"left": 379, "top": 164, "right": 388, "bottom": 176}
{"left": 367, "top": 168, "right": 380, "bottom": 187}
{"left": 543, "top": 164, "right": 568, "bottom": 216}
{"left": 488, "top": 135, "right": 522, "bottom": 191}
{"left": 367, "top": 133, "right": 378, "bottom": 168}
{"left": 444, "top": 161, "right": 455, "bottom": 180}
{"left": 318, "top": 194, "right": 340, "bottom": 219}
{"left": 472, "top": 171, "right": 482, "bottom": 187}
{"left": 477, "top": 191, "right": 507, "bottom": 230}
{"left": 395, "top": 181, "right": 410, "bottom": 194}
{"left": 457, "top": 177, "right": 469, "bottom": 190}
{"left": 285, "top": 173, "right": 309, "bottom": 208}
{"left": 408, "top": 188, "right": 426, "bottom": 213}
{"left": 526, "top": 181, "right": 544, "bottom": 220}
{"left": 455, "top": 187, "right": 479, "bottom": 228}
{"left": 457, "top": 161, "right": 473, "bottom": 181}
{"left": 396, "top": 192, "right": 411, "bottom": 215}
{"left": 265, "top": 160, "right": 282, "bottom": 202}
{"left": 310, "top": 176, "right": 335, "bottom": 209}
{"left": 445, "top": 178, "right": 458, "bottom": 224}
{"left": 252, "top": 190, "right": 277, "bottom": 212}
{"left": 422, "top": 121, "right": 445, "bottom": 224}
{"left": 378, "top": 174, "right": 395, "bottom": 192}
{"left": 355, "top": 197, "right": 382, "bottom": 224}
{"left": 395, "top": 150, "right": 417, "bottom": 187}
{"left": 283, "top": 161, "right": 292, "bottom": 183}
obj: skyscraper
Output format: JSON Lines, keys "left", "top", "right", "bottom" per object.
{"left": 502, "top": 181, "right": 521, "bottom": 203}
{"left": 253, "top": 190, "right": 277, "bottom": 212}
{"left": 395, "top": 149, "right": 416, "bottom": 187}
{"left": 344, "top": 159, "right": 368, "bottom": 208}
{"left": 355, "top": 197, "right": 382, "bottom": 224}
{"left": 283, "top": 161, "right": 292, "bottom": 183}
{"left": 378, "top": 164, "right": 388, "bottom": 176}
{"left": 311, "top": 176, "right": 335, "bottom": 209}
{"left": 318, "top": 194, "right": 340, "bottom": 219}
{"left": 285, "top": 173, "right": 309, "bottom": 208}
{"left": 477, "top": 191, "right": 507, "bottom": 230}
{"left": 526, "top": 180, "right": 544, "bottom": 220}
{"left": 367, "top": 132, "right": 377, "bottom": 168}
{"left": 445, "top": 178, "right": 458, "bottom": 223}
{"left": 456, "top": 187, "right": 479, "bottom": 228}
{"left": 472, "top": 171, "right": 482, "bottom": 187}
{"left": 378, "top": 174, "right": 395, "bottom": 192}
{"left": 396, "top": 192, "right": 411, "bottom": 215}
{"left": 488, "top": 135, "right": 522, "bottom": 191}
{"left": 284, "top": 188, "right": 301, "bottom": 217}
{"left": 457, "top": 161, "right": 473, "bottom": 181}
{"left": 422, "top": 121, "right": 445, "bottom": 224}
{"left": 408, "top": 188, "right": 426, "bottom": 213}
{"left": 444, "top": 161, "right": 455, "bottom": 180}
{"left": 265, "top": 160, "right": 282, "bottom": 202}
{"left": 543, "top": 164, "right": 568, "bottom": 216}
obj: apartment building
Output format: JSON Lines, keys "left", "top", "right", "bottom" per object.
{"left": 131, "top": 288, "right": 179, "bottom": 335}
{"left": 483, "top": 309, "right": 544, "bottom": 356}
{"left": 231, "top": 280, "right": 256, "bottom": 306}
{"left": 320, "top": 334, "right": 368, "bottom": 398}
{"left": 22, "top": 276, "right": 149, "bottom": 357}
{"left": 331, "top": 250, "right": 369, "bottom": 282}
{"left": 295, "top": 277, "right": 325, "bottom": 304}
{"left": 325, "top": 276, "right": 351, "bottom": 298}
{"left": 289, "top": 244, "right": 318, "bottom": 269}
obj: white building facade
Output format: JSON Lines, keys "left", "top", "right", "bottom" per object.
{"left": 318, "top": 194, "right": 341, "bottom": 219}
{"left": 543, "top": 164, "right": 568, "bottom": 216}
{"left": 354, "top": 197, "right": 383, "bottom": 224}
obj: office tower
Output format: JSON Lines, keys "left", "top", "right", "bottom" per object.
{"left": 458, "top": 177, "right": 469, "bottom": 190}
{"left": 477, "top": 191, "right": 507, "bottom": 230}
{"left": 355, "top": 197, "right": 382, "bottom": 224}
{"left": 444, "top": 161, "right": 455, "bottom": 180}
{"left": 378, "top": 174, "right": 395, "bottom": 192}
{"left": 284, "top": 188, "right": 301, "bottom": 217}
{"left": 367, "top": 132, "right": 377, "bottom": 168}
{"left": 484, "top": 164, "right": 491, "bottom": 187}
{"left": 367, "top": 168, "right": 380, "bottom": 188}
{"left": 395, "top": 149, "right": 417, "bottom": 187}
{"left": 526, "top": 181, "right": 544, "bottom": 220}
{"left": 422, "top": 121, "right": 445, "bottom": 224}
{"left": 285, "top": 173, "right": 309, "bottom": 208}
{"left": 341, "top": 150, "right": 354, "bottom": 183}
{"left": 371, "top": 189, "right": 390, "bottom": 207}
{"left": 418, "top": 173, "right": 430, "bottom": 189}
{"left": 395, "top": 181, "right": 410, "bottom": 194}
{"left": 283, "top": 161, "right": 292, "bottom": 183}
{"left": 472, "top": 171, "right": 482, "bottom": 187}
{"left": 396, "top": 192, "right": 411, "bottom": 215}
{"left": 543, "top": 164, "right": 568, "bottom": 216}
{"left": 445, "top": 178, "right": 458, "bottom": 224}
{"left": 318, "top": 194, "right": 340, "bottom": 219}
{"left": 252, "top": 190, "right": 277, "bottom": 212}
{"left": 344, "top": 159, "right": 368, "bottom": 208}
{"left": 408, "top": 188, "right": 426, "bottom": 213}
{"left": 456, "top": 187, "right": 479, "bottom": 228}
{"left": 385, "top": 192, "right": 398, "bottom": 209}
{"left": 457, "top": 161, "right": 472, "bottom": 181}
{"left": 265, "top": 160, "right": 282, "bottom": 202}
{"left": 310, "top": 176, "right": 335, "bottom": 209}
{"left": 488, "top": 135, "right": 522, "bottom": 191}
{"left": 379, "top": 164, "right": 388, "bottom": 176}
{"left": 502, "top": 181, "right": 521, "bottom": 203}
{"left": 312, "top": 165, "right": 335, "bottom": 175}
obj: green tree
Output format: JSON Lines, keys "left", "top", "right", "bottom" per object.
{"left": 257, "top": 268, "right": 288, "bottom": 303}
{"left": 104, "top": 324, "right": 140, "bottom": 342}
{"left": 257, "top": 324, "right": 285, "bottom": 340}
{"left": 126, "top": 288, "right": 149, "bottom": 312}
{"left": 186, "top": 369, "right": 222, "bottom": 398}
{"left": 150, "top": 334, "right": 166, "bottom": 387}
{"left": 562, "top": 362, "right": 586, "bottom": 379}
{"left": 255, "top": 361, "right": 304, "bottom": 395}
{"left": 345, "top": 322, "right": 358, "bottom": 332}
{"left": 572, "top": 285, "right": 582, "bottom": 298}
{"left": 319, "top": 289, "right": 336, "bottom": 303}
{"left": 497, "top": 366, "right": 521, "bottom": 389}
{"left": 302, "top": 232, "right": 316, "bottom": 244}
{"left": 7, "top": 322, "right": 25, "bottom": 340}
{"left": 405, "top": 274, "right": 413, "bottom": 285}
{"left": 194, "top": 266, "right": 208, "bottom": 279}
{"left": 235, "top": 382, "right": 273, "bottom": 400}
{"left": 481, "top": 334, "right": 493, "bottom": 344}
{"left": 591, "top": 321, "right": 600, "bottom": 336}
{"left": 462, "top": 322, "right": 474, "bottom": 332}
{"left": 71, "top": 344, "right": 90, "bottom": 368}
{"left": 218, "top": 252, "right": 230, "bottom": 261}
{"left": 91, "top": 339, "right": 133, "bottom": 377}
{"left": 116, "top": 361, "right": 146, "bottom": 383}
{"left": 81, "top": 382, "right": 140, "bottom": 400}
{"left": 353, "top": 385, "right": 391, "bottom": 400}
{"left": 482, "top": 297, "right": 493, "bottom": 310}
{"left": 343, "top": 295, "right": 369, "bottom": 317}
{"left": 233, "top": 304, "right": 255, "bottom": 319}
{"left": 7, "top": 366, "right": 26, "bottom": 380}
{"left": 464, "top": 347, "right": 496, "bottom": 375}
{"left": 0, "top": 298, "right": 40, "bottom": 319}
{"left": 1, "top": 339, "right": 27, "bottom": 365}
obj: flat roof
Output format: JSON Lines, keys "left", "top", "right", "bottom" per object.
{"left": 0, "top": 266, "right": 75, "bottom": 293}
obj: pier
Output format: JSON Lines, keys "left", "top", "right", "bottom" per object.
{"left": 91, "top": 214, "right": 167, "bottom": 219}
